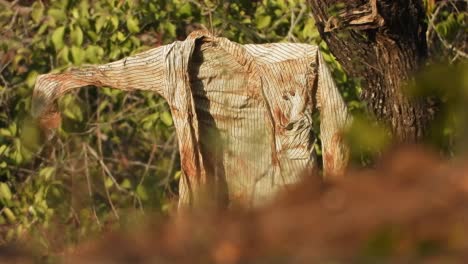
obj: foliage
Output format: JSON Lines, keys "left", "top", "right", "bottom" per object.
{"left": 425, "top": 0, "right": 467, "bottom": 62}
{"left": 0, "top": 0, "right": 465, "bottom": 254}
{"left": 0, "top": 0, "right": 353, "bottom": 249}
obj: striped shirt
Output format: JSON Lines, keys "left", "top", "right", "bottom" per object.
{"left": 32, "top": 31, "right": 350, "bottom": 208}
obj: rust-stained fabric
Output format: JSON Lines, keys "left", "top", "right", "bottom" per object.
{"left": 32, "top": 31, "right": 351, "bottom": 208}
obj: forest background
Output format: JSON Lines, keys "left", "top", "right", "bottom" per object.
{"left": 0, "top": 0, "right": 466, "bottom": 253}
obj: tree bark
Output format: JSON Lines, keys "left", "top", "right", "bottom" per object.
{"left": 309, "top": 0, "right": 435, "bottom": 142}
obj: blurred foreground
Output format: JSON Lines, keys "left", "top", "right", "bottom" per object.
{"left": 2, "top": 146, "right": 468, "bottom": 263}
{"left": 0, "top": 1, "right": 466, "bottom": 262}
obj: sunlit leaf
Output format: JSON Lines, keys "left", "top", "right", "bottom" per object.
{"left": 39, "top": 167, "right": 56, "bottom": 181}
{"left": 0, "top": 183, "right": 12, "bottom": 201}
{"left": 160, "top": 111, "right": 173, "bottom": 127}
{"left": 26, "top": 71, "right": 39, "bottom": 88}
{"left": 95, "top": 16, "right": 107, "bottom": 33}
{"left": 71, "top": 46, "right": 85, "bottom": 65}
{"left": 179, "top": 3, "right": 192, "bottom": 17}
{"left": 105, "top": 177, "right": 114, "bottom": 188}
{"left": 58, "top": 46, "right": 70, "bottom": 63}
{"left": 136, "top": 185, "right": 148, "bottom": 201}
{"left": 110, "top": 16, "right": 119, "bottom": 30}
{"left": 163, "top": 22, "right": 176, "bottom": 38}
{"left": 256, "top": 15, "right": 271, "bottom": 29}
{"left": 31, "top": 2, "right": 44, "bottom": 23}
{"left": 0, "top": 145, "right": 7, "bottom": 156}
{"left": 52, "top": 26, "right": 66, "bottom": 50}
{"left": 3, "top": 208, "right": 16, "bottom": 223}
{"left": 71, "top": 26, "right": 84, "bottom": 46}
{"left": 120, "top": 179, "right": 132, "bottom": 189}
{"left": 48, "top": 8, "right": 67, "bottom": 21}
{"left": 126, "top": 16, "right": 140, "bottom": 33}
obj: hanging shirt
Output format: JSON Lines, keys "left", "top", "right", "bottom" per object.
{"left": 32, "top": 30, "right": 351, "bottom": 208}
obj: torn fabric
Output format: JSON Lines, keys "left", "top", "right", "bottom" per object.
{"left": 32, "top": 30, "right": 351, "bottom": 208}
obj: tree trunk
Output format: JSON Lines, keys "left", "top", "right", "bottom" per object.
{"left": 309, "top": 0, "right": 435, "bottom": 142}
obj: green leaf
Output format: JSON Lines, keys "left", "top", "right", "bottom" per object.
{"left": 97, "top": 100, "right": 109, "bottom": 113}
{"left": 20, "top": 118, "right": 41, "bottom": 152}
{"left": 31, "top": 2, "right": 44, "bottom": 23}
{"left": 110, "top": 16, "right": 119, "bottom": 30}
{"left": 116, "top": 31, "right": 126, "bottom": 42}
{"left": 163, "top": 22, "right": 176, "bottom": 38}
{"left": 71, "top": 46, "right": 85, "bottom": 65}
{"left": 105, "top": 177, "right": 114, "bottom": 188}
{"left": 63, "top": 94, "right": 83, "bottom": 121}
{"left": 256, "top": 15, "right": 271, "bottom": 30}
{"left": 52, "top": 26, "right": 66, "bottom": 51}
{"left": 0, "top": 183, "right": 12, "bottom": 201}
{"left": 141, "top": 112, "right": 159, "bottom": 123}
{"left": 120, "top": 179, "right": 132, "bottom": 189}
{"left": 160, "top": 111, "right": 173, "bottom": 126}
{"left": 34, "top": 186, "right": 44, "bottom": 204}
{"left": 95, "top": 16, "right": 107, "bottom": 33}
{"left": 277, "top": 0, "right": 287, "bottom": 8}
{"left": 87, "top": 30, "right": 99, "bottom": 42}
{"left": 3, "top": 208, "right": 16, "bottom": 223}
{"left": 37, "top": 23, "right": 49, "bottom": 35}
{"left": 71, "top": 26, "right": 84, "bottom": 46}
{"left": 174, "top": 170, "right": 181, "bottom": 180}
{"left": 39, "top": 167, "right": 56, "bottom": 181}
{"left": 0, "top": 145, "right": 7, "bottom": 156}
{"left": 9, "top": 123, "right": 17, "bottom": 136}
{"left": 26, "top": 71, "right": 39, "bottom": 88}
{"left": 457, "top": 13, "right": 465, "bottom": 24}
{"left": 179, "top": 3, "right": 192, "bottom": 17}
{"left": 13, "top": 149, "right": 23, "bottom": 165}
{"left": 126, "top": 16, "right": 140, "bottom": 33}
{"left": 0, "top": 128, "right": 11, "bottom": 137}
{"left": 79, "top": 0, "right": 90, "bottom": 18}
{"left": 48, "top": 8, "right": 67, "bottom": 21}
{"left": 71, "top": 8, "right": 79, "bottom": 19}
{"left": 302, "top": 18, "right": 318, "bottom": 39}
{"left": 136, "top": 185, "right": 148, "bottom": 201}
{"left": 58, "top": 46, "right": 70, "bottom": 64}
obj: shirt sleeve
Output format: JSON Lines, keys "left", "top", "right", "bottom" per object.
{"left": 316, "top": 50, "right": 351, "bottom": 178}
{"left": 32, "top": 45, "right": 168, "bottom": 118}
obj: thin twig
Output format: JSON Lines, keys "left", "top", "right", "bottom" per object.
{"left": 87, "top": 143, "right": 143, "bottom": 212}
{"left": 87, "top": 142, "right": 119, "bottom": 219}
{"left": 94, "top": 101, "right": 120, "bottom": 219}
{"left": 0, "top": 58, "right": 12, "bottom": 74}
{"left": 0, "top": 74, "right": 8, "bottom": 89}
{"left": 0, "top": 0, "right": 31, "bottom": 16}
{"left": 7, "top": 10, "right": 18, "bottom": 29}
{"left": 427, "top": 1, "right": 468, "bottom": 60}
{"left": 102, "top": 157, "right": 160, "bottom": 170}
{"left": 133, "top": 143, "right": 158, "bottom": 211}
{"left": 287, "top": 4, "right": 307, "bottom": 42}
{"left": 448, "top": 0, "right": 461, "bottom": 13}
{"left": 82, "top": 143, "right": 102, "bottom": 229}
